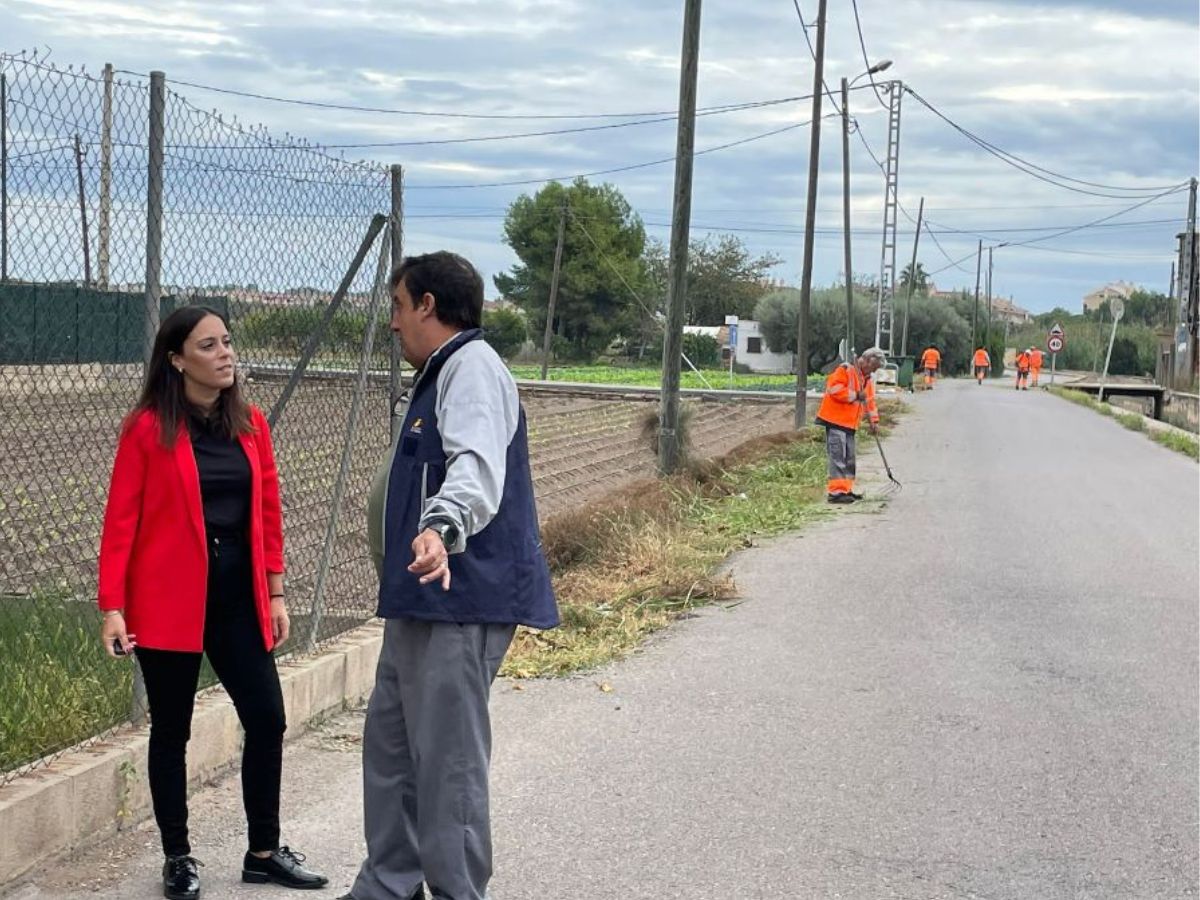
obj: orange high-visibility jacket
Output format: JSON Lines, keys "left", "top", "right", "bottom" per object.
{"left": 973, "top": 349, "right": 991, "bottom": 367}
{"left": 1016, "top": 351, "right": 1031, "bottom": 372}
{"left": 1030, "top": 349, "right": 1044, "bottom": 368}
{"left": 920, "top": 347, "right": 941, "bottom": 370}
{"left": 816, "top": 363, "right": 879, "bottom": 431}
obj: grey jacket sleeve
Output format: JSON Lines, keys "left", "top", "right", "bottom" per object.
{"left": 419, "top": 341, "right": 520, "bottom": 553}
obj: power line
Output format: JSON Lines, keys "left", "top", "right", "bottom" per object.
{"left": 849, "top": 0, "right": 889, "bottom": 109}
{"left": 115, "top": 66, "right": 811, "bottom": 122}
{"left": 791, "top": 0, "right": 842, "bottom": 116}
{"left": 405, "top": 114, "right": 836, "bottom": 190}
{"left": 904, "top": 86, "right": 1188, "bottom": 198}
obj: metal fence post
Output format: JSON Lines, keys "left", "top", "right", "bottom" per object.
{"left": 144, "top": 71, "right": 165, "bottom": 366}
{"left": 308, "top": 225, "right": 392, "bottom": 649}
{"left": 2, "top": 72, "right": 8, "bottom": 282}
{"left": 97, "top": 63, "right": 113, "bottom": 290}
{"left": 389, "top": 164, "right": 404, "bottom": 441}
{"left": 131, "top": 70, "right": 166, "bottom": 726}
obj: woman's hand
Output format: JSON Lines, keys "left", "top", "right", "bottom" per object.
{"left": 270, "top": 598, "right": 290, "bottom": 648}
{"left": 101, "top": 612, "right": 136, "bottom": 658}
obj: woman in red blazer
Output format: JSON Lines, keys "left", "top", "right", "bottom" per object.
{"left": 98, "top": 306, "right": 325, "bottom": 899}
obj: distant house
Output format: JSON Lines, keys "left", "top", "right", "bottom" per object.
{"left": 686, "top": 320, "right": 794, "bottom": 374}
{"left": 990, "top": 296, "right": 1032, "bottom": 326}
{"left": 1082, "top": 281, "right": 1137, "bottom": 314}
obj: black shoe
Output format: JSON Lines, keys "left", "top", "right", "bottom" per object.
{"left": 242, "top": 846, "right": 328, "bottom": 890}
{"left": 827, "top": 493, "right": 856, "bottom": 504}
{"left": 162, "top": 855, "right": 201, "bottom": 900}
{"left": 848, "top": 491, "right": 864, "bottom": 500}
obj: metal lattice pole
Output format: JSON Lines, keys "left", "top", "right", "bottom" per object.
{"left": 874, "top": 80, "right": 902, "bottom": 354}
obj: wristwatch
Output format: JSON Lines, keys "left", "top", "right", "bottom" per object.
{"left": 426, "top": 519, "right": 460, "bottom": 550}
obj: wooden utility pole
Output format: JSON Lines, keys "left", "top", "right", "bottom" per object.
{"left": 899, "top": 195, "right": 923, "bottom": 357}
{"left": 840, "top": 76, "right": 854, "bottom": 358}
{"left": 984, "top": 245, "right": 993, "bottom": 345}
{"left": 658, "top": 0, "right": 702, "bottom": 474}
{"left": 971, "top": 240, "right": 982, "bottom": 347}
{"left": 795, "top": 0, "right": 828, "bottom": 428}
{"left": 541, "top": 202, "right": 567, "bottom": 381}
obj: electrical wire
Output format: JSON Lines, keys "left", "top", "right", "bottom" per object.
{"left": 904, "top": 86, "right": 1188, "bottom": 198}
{"left": 115, "top": 65, "right": 812, "bottom": 122}
{"left": 849, "top": 0, "right": 889, "bottom": 109}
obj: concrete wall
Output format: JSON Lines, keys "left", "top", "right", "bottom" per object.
{"left": 0, "top": 622, "right": 384, "bottom": 889}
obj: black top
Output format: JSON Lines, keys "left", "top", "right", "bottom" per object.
{"left": 187, "top": 411, "right": 251, "bottom": 538}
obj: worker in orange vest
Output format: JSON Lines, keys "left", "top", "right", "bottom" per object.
{"left": 919, "top": 345, "right": 941, "bottom": 389}
{"left": 1015, "top": 348, "right": 1031, "bottom": 390}
{"left": 1029, "top": 347, "right": 1045, "bottom": 387}
{"left": 972, "top": 347, "right": 991, "bottom": 384}
{"left": 815, "top": 347, "right": 885, "bottom": 504}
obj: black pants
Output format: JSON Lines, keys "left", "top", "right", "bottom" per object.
{"left": 136, "top": 534, "right": 286, "bottom": 857}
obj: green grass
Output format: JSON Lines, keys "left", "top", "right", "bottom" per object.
{"left": 0, "top": 591, "right": 369, "bottom": 776}
{"left": 1150, "top": 429, "right": 1200, "bottom": 459}
{"left": 1049, "top": 387, "right": 1198, "bottom": 461}
{"left": 508, "top": 364, "right": 820, "bottom": 393}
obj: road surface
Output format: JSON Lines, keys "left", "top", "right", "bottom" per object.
{"left": 14, "top": 378, "right": 1199, "bottom": 900}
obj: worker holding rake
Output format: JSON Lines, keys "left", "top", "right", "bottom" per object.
{"left": 815, "top": 347, "right": 886, "bottom": 504}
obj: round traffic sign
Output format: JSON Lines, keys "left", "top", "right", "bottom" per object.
{"left": 1047, "top": 335, "right": 1064, "bottom": 353}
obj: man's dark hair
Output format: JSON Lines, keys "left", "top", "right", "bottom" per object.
{"left": 389, "top": 251, "right": 484, "bottom": 330}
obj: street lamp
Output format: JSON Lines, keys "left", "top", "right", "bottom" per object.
{"left": 840, "top": 60, "right": 893, "bottom": 359}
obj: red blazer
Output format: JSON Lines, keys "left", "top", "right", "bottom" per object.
{"left": 97, "top": 405, "right": 284, "bottom": 652}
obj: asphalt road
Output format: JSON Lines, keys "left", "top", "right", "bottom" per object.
{"left": 16, "top": 378, "right": 1199, "bottom": 900}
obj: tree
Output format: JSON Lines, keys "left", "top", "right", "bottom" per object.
{"left": 644, "top": 234, "right": 782, "bottom": 326}
{"left": 495, "top": 179, "right": 647, "bottom": 361}
{"left": 755, "top": 286, "right": 878, "bottom": 374}
{"left": 898, "top": 262, "right": 929, "bottom": 296}
{"left": 482, "top": 307, "right": 527, "bottom": 360}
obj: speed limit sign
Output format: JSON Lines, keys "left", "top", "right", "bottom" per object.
{"left": 1047, "top": 335, "right": 1064, "bottom": 353}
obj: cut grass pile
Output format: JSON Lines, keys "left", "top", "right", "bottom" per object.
{"left": 504, "top": 398, "right": 903, "bottom": 677}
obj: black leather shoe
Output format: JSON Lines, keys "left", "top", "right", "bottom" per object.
{"left": 162, "top": 855, "right": 202, "bottom": 900}
{"left": 242, "top": 846, "right": 328, "bottom": 890}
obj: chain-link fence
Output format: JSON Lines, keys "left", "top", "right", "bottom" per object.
{"left": 0, "top": 50, "right": 398, "bottom": 781}
{"left": 0, "top": 51, "right": 798, "bottom": 785}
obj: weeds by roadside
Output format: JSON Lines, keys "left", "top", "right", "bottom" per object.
{"left": 505, "top": 399, "right": 903, "bottom": 677}
{"left": 1048, "top": 387, "right": 1198, "bottom": 460}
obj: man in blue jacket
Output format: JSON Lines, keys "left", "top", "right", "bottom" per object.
{"left": 345, "top": 251, "right": 559, "bottom": 900}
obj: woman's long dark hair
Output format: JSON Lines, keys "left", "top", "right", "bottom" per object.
{"left": 133, "top": 305, "right": 252, "bottom": 446}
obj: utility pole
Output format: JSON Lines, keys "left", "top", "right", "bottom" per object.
{"left": 658, "top": 0, "right": 702, "bottom": 474}
{"left": 840, "top": 76, "right": 854, "bottom": 358}
{"left": 971, "top": 239, "right": 982, "bottom": 348}
{"left": 1166, "top": 260, "right": 1176, "bottom": 389}
{"left": 1184, "top": 177, "right": 1198, "bottom": 382}
{"left": 899, "top": 195, "right": 923, "bottom": 357}
{"left": 73, "top": 134, "right": 92, "bottom": 285}
{"left": 389, "top": 163, "right": 404, "bottom": 441}
{"left": 794, "top": 0, "right": 828, "bottom": 428}
{"left": 98, "top": 63, "right": 113, "bottom": 290}
{"left": 984, "top": 245, "right": 993, "bottom": 346}
{"left": 873, "top": 80, "right": 903, "bottom": 353}
{"left": 541, "top": 201, "right": 567, "bottom": 381}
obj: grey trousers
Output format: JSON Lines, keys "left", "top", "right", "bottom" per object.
{"left": 351, "top": 618, "right": 516, "bottom": 900}
{"left": 825, "top": 426, "right": 857, "bottom": 493}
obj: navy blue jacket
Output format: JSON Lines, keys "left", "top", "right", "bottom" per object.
{"left": 377, "top": 330, "right": 559, "bottom": 629}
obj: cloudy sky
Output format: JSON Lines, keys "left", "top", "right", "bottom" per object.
{"left": 3, "top": 0, "right": 1197, "bottom": 313}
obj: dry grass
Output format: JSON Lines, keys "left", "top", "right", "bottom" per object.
{"left": 504, "top": 427, "right": 835, "bottom": 677}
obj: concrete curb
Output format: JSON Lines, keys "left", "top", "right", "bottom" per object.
{"left": 0, "top": 621, "right": 384, "bottom": 888}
